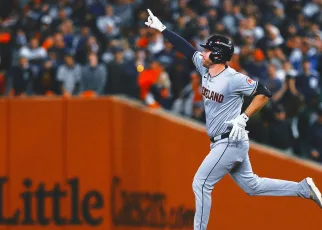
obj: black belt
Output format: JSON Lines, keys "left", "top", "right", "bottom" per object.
{"left": 210, "top": 132, "right": 230, "bottom": 143}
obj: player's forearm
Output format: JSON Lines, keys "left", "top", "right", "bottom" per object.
{"left": 162, "top": 29, "right": 196, "bottom": 59}
{"left": 243, "top": 95, "right": 269, "bottom": 118}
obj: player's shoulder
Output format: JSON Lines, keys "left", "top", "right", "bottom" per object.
{"left": 226, "top": 67, "right": 244, "bottom": 80}
{"left": 227, "top": 67, "right": 256, "bottom": 85}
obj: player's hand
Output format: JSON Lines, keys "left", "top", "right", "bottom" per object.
{"left": 145, "top": 9, "right": 166, "bottom": 32}
{"left": 224, "top": 113, "right": 249, "bottom": 142}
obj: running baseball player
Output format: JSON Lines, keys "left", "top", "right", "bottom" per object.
{"left": 144, "top": 9, "right": 322, "bottom": 230}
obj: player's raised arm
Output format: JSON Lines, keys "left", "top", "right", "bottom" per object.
{"left": 145, "top": 9, "right": 197, "bottom": 60}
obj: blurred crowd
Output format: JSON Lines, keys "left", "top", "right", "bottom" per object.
{"left": 0, "top": 0, "right": 322, "bottom": 164}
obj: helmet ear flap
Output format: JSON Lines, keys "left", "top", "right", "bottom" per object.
{"left": 209, "top": 48, "right": 225, "bottom": 64}
{"left": 209, "top": 52, "right": 217, "bottom": 63}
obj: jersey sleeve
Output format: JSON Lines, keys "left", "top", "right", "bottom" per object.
{"left": 229, "top": 73, "right": 258, "bottom": 96}
{"left": 192, "top": 51, "right": 208, "bottom": 76}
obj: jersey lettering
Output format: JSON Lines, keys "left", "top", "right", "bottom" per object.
{"left": 202, "top": 87, "right": 224, "bottom": 103}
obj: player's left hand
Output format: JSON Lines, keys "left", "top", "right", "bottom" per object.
{"left": 145, "top": 9, "right": 166, "bottom": 32}
{"left": 224, "top": 113, "right": 249, "bottom": 142}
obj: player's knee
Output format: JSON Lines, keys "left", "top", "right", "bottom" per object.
{"left": 192, "top": 177, "right": 202, "bottom": 193}
{"left": 245, "top": 175, "right": 262, "bottom": 196}
{"left": 245, "top": 186, "right": 258, "bottom": 196}
{"left": 246, "top": 190, "right": 256, "bottom": 196}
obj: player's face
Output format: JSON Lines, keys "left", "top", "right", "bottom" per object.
{"left": 201, "top": 49, "right": 213, "bottom": 68}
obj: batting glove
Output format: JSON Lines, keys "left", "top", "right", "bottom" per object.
{"left": 224, "top": 113, "right": 249, "bottom": 142}
{"left": 145, "top": 9, "right": 166, "bottom": 32}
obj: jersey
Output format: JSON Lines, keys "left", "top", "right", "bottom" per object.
{"left": 192, "top": 51, "right": 258, "bottom": 137}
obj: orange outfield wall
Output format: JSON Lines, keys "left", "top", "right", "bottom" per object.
{"left": 0, "top": 96, "right": 321, "bottom": 230}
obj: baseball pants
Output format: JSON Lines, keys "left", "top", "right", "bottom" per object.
{"left": 192, "top": 139, "right": 311, "bottom": 230}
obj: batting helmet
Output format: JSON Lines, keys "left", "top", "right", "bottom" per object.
{"left": 200, "top": 35, "right": 234, "bottom": 64}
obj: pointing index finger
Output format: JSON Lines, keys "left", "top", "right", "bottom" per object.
{"left": 147, "top": 9, "right": 154, "bottom": 17}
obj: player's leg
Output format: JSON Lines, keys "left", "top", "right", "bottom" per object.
{"left": 192, "top": 141, "right": 247, "bottom": 230}
{"left": 229, "top": 154, "right": 311, "bottom": 198}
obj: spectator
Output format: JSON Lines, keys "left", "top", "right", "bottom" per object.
{"left": 168, "top": 56, "right": 191, "bottom": 100}
{"left": 257, "top": 24, "right": 284, "bottom": 52}
{"left": 276, "top": 60, "right": 298, "bottom": 82}
{"left": 79, "top": 53, "right": 107, "bottom": 96}
{"left": 105, "top": 47, "right": 128, "bottom": 95}
{"left": 75, "top": 26, "right": 92, "bottom": 64}
{"left": 149, "top": 61, "right": 172, "bottom": 109}
{"left": 147, "top": 30, "right": 165, "bottom": 55}
{"left": 138, "top": 59, "right": 163, "bottom": 108}
{"left": 289, "top": 38, "right": 319, "bottom": 72}
{"left": 15, "top": 29, "right": 28, "bottom": 48}
{"left": 35, "top": 59, "right": 59, "bottom": 95}
{"left": 221, "top": 0, "right": 237, "bottom": 35}
{"left": 268, "top": 47, "right": 286, "bottom": 70}
{"left": 86, "top": 36, "right": 100, "bottom": 55}
{"left": 96, "top": 5, "right": 121, "bottom": 40}
{"left": 70, "top": 0, "right": 87, "bottom": 25}
{"left": 172, "top": 71, "right": 203, "bottom": 118}
{"left": 56, "top": 54, "right": 81, "bottom": 96}
{"left": 298, "top": 93, "right": 321, "bottom": 140}
{"left": 308, "top": 107, "right": 322, "bottom": 163}
{"left": 303, "top": 0, "right": 321, "bottom": 19}
{"left": 267, "top": 104, "right": 293, "bottom": 150}
{"left": 264, "top": 64, "right": 283, "bottom": 95}
{"left": 173, "top": 15, "right": 189, "bottom": 38}
{"left": 49, "top": 32, "right": 68, "bottom": 66}
{"left": 6, "top": 56, "right": 33, "bottom": 96}
{"left": 155, "top": 40, "right": 176, "bottom": 71}
{"left": 60, "top": 20, "right": 76, "bottom": 52}
{"left": 51, "top": 8, "right": 69, "bottom": 29}
{"left": 192, "top": 16, "right": 209, "bottom": 50}
{"left": 206, "top": 8, "right": 218, "bottom": 35}
{"left": 247, "top": 16, "right": 265, "bottom": 42}
{"left": 19, "top": 37, "right": 47, "bottom": 72}
{"left": 295, "top": 59, "right": 320, "bottom": 103}
{"left": 122, "top": 48, "right": 144, "bottom": 99}
{"left": 0, "top": 28, "right": 12, "bottom": 71}
{"left": 270, "top": 3, "right": 285, "bottom": 28}
{"left": 242, "top": 48, "right": 267, "bottom": 81}
{"left": 40, "top": 15, "right": 54, "bottom": 42}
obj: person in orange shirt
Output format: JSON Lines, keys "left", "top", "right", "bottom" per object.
{"left": 138, "top": 59, "right": 172, "bottom": 109}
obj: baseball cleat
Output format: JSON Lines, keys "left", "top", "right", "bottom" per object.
{"left": 306, "top": 177, "right": 322, "bottom": 208}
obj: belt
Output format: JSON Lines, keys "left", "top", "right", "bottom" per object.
{"left": 210, "top": 132, "right": 230, "bottom": 143}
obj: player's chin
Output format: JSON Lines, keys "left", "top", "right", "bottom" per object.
{"left": 202, "top": 62, "right": 211, "bottom": 68}
{"left": 201, "top": 61, "right": 208, "bottom": 67}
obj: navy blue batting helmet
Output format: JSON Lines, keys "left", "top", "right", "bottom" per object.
{"left": 200, "top": 35, "right": 234, "bottom": 64}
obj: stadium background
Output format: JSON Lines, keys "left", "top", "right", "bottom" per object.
{"left": 0, "top": 0, "right": 322, "bottom": 229}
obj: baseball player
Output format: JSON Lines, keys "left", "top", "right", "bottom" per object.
{"left": 144, "top": 9, "right": 322, "bottom": 230}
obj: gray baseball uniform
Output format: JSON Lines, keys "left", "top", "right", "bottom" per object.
{"left": 191, "top": 51, "right": 311, "bottom": 230}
